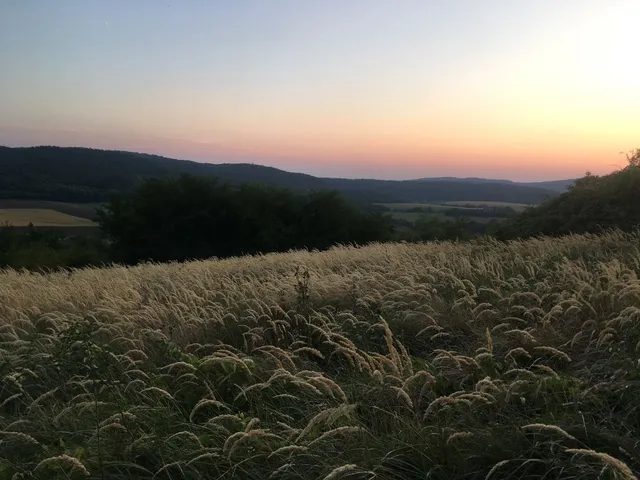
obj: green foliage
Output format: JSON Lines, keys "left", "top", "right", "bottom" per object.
{"left": 0, "top": 223, "right": 108, "bottom": 271}
{"left": 495, "top": 150, "right": 640, "bottom": 239}
{"left": 97, "top": 174, "right": 394, "bottom": 264}
{"left": 382, "top": 202, "right": 518, "bottom": 241}
{"left": 415, "top": 215, "right": 470, "bottom": 241}
{"left": 403, "top": 215, "right": 488, "bottom": 241}
{"left": 443, "top": 204, "right": 518, "bottom": 219}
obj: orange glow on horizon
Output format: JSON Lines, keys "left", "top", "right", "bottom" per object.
{"left": 2, "top": 1, "right": 638, "bottom": 181}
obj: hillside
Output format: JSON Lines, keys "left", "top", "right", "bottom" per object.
{"left": 1, "top": 232, "right": 639, "bottom": 478}
{"left": 495, "top": 154, "right": 640, "bottom": 238}
{"left": 0, "top": 199, "right": 100, "bottom": 220}
{"left": 0, "top": 208, "right": 95, "bottom": 227}
{"left": 0, "top": 146, "right": 558, "bottom": 204}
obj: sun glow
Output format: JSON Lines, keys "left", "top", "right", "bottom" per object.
{"left": 1, "top": 1, "right": 638, "bottom": 179}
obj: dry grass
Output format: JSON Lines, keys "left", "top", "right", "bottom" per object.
{"left": 0, "top": 208, "right": 96, "bottom": 227}
{"left": 1, "top": 230, "right": 640, "bottom": 478}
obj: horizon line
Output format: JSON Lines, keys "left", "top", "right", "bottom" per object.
{"left": 2, "top": 142, "right": 594, "bottom": 184}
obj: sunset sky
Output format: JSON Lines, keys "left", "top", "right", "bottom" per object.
{"left": 1, "top": 1, "right": 638, "bottom": 181}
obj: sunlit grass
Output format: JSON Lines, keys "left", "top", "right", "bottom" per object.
{"left": 1, "top": 231, "right": 639, "bottom": 478}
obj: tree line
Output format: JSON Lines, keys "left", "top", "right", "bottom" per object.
{"left": 1, "top": 149, "right": 638, "bottom": 271}
{"left": 96, "top": 175, "right": 394, "bottom": 264}
{"left": 0, "top": 175, "right": 397, "bottom": 270}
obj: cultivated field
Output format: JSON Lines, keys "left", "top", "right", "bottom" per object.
{"left": 391, "top": 212, "right": 504, "bottom": 225}
{"left": 0, "top": 200, "right": 101, "bottom": 221}
{"left": 378, "top": 202, "right": 530, "bottom": 212}
{"left": 1, "top": 232, "right": 640, "bottom": 478}
{"left": 441, "top": 201, "right": 531, "bottom": 211}
{"left": 385, "top": 211, "right": 447, "bottom": 223}
{"left": 377, "top": 203, "right": 479, "bottom": 212}
{"left": 378, "top": 202, "right": 528, "bottom": 225}
{"left": 0, "top": 208, "right": 96, "bottom": 227}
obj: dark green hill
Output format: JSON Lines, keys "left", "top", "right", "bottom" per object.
{"left": 0, "top": 146, "right": 324, "bottom": 202}
{"left": 0, "top": 145, "right": 558, "bottom": 204}
{"left": 494, "top": 151, "right": 640, "bottom": 238}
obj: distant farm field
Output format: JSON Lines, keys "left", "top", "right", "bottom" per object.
{"left": 376, "top": 203, "right": 465, "bottom": 211}
{"left": 391, "top": 212, "right": 504, "bottom": 224}
{"left": 388, "top": 212, "right": 444, "bottom": 223}
{"left": 0, "top": 208, "right": 96, "bottom": 227}
{"left": 0, "top": 200, "right": 101, "bottom": 220}
{"left": 377, "top": 201, "right": 530, "bottom": 212}
{"left": 377, "top": 201, "right": 523, "bottom": 225}
{"left": 440, "top": 200, "right": 531, "bottom": 211}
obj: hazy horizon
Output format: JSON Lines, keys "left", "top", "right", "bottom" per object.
{"left": 1, "top": 142, "right": 586, "bottom": 183}
{"left": 1, "top": 1, "right": 638, "bottom": 181}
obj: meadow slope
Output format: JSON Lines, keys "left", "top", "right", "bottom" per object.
{"left": 1, "top": 232, "right": 640, "bottom": 479}
{"left": 0, "top": 208, "right": 96, "bottom": 227}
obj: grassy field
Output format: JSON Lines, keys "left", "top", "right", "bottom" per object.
{"left": 440, "top": 201, "right": 531, "bottom": 211}
{"left": 377, "top": 202, "right": 475, "bottom": 211}
{"left": 378, "top": 202, "right": 529, "bottom": 225}
{"left": 387, "top": 211, "right": 446, "bottom": 223}
{"left": 0, "top": 200, "right": 101, "bottom": 221}
{"left": 0, "top": 208, "right": 97, "bottom": 227}
{"left": 1, "top": 232, "right": 640, "bottom": 478}
{"left": 390, "top": 211, "right": 504, "bottom": 224}
{"left": 378, "top": 202, "right": 530, "bottom": 212}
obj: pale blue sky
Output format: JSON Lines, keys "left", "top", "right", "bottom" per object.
{"left": 1, "top": 1, "right": 637, "bottom": 180}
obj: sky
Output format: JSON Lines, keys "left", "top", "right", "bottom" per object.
{"left": 0, "top": 1, "right": 638, "bottom": 181}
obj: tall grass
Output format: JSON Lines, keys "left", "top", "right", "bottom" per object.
{"left": 1, "top": 231, "right": 640, "bottom": 478}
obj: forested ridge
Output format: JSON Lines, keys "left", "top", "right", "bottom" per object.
{"left": 0, "top": 146, "right": 557, "bottom": 204}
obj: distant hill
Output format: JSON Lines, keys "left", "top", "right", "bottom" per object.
{"left": 416, "top": 176, "right": 576, "bottom": 192}
{"left": 0, "top": 146, "right": 559, "bottom": 205}
{"left": 515, "top": 179, "right": 576, "bottom": 192}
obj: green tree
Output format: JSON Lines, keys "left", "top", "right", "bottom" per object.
{"left": 97, "top": 174, "right": 393, "bottom": 264}
{"left": 97, "top": 175, "right": 236, "bottom": 263}
{"left": 494, "top": 149, "right": 640, "bottom": 239}
{"left": 413, "top": 215, "right": 475, "bottom": 241}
